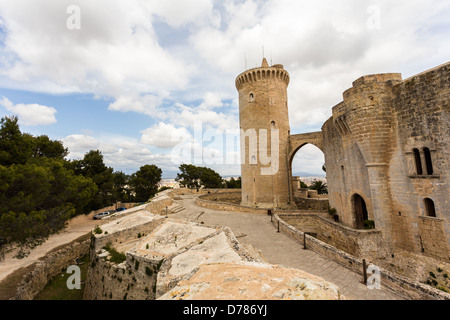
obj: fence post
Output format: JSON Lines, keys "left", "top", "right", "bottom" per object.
{"left": 303, "top": 232, "right": 306, "bottom": 250}
{"left": 363, "top": 259, "right": 368, "bottom": 285}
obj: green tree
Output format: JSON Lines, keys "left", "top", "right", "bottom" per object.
{"left": 176, "top": 164, "right": 202, "bottom": 190}
{"left": 70, "top": 150, "right": 114, "bottom": 211}
{"left": 112, "top": 171, "right": 131, "bottom": 202}
{"left": 0, "top": 116, "right": 34, "bottom": 166}
{"left": 0, "top": 118, "right": 98, "bottom": 255}
{"left": 309, "top": 180, "right": 328, "bottom": 195}
{"left": 130, "top": 165, "right": 162, "bottom": 202}
{"left": 225, "top": 177, "right": 242, "bottom": 189}
{"left": 176, "top": 164, "right": 224, "bottom": 190}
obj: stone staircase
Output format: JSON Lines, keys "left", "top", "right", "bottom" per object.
{"left": 169, "top": 203, "right": 185, "bottom": 214}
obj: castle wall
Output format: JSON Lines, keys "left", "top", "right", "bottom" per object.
{"left": 388, "top": 63, "right": 450, "bottom": 259}
{"left": 321, "top": 63, "right": 450, "bottom": 260}
{"left": 322, "top": 117, "right": 373, "bottom": 229}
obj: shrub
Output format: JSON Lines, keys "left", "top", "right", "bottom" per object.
{"left": 94, "top": 226, "right": 103, "bottom": 234}
{"left": 328, "top": 207, "right": 337, "bottom": 216}
{"left": 103, "top": 243, "right": 126, "bottom": 264}
{"left": 364, "top": 220, "right": 375, "bottom": 230}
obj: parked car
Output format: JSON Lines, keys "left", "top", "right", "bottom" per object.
{"left": 116, "top": 207, "right": 127, "bottom": 212}
{"left": 93, "top": 211, "right": 111, "bottom": 220}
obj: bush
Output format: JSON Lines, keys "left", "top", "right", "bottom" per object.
{"left": 94, "top": 226, "right": 103, "bottom": 234}
{"left": 103, "top": 243, "right": 126, "bottom": 264}
{"left": 363, "top": 220, "right": 375, "bottom": 230}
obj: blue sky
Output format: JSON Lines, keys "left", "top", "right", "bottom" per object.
{"left": 0, "top": 0, "right": 449, "bottom": 178}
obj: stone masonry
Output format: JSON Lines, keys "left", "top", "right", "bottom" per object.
{"left": 237, "top": 59, "right": 450, "bottom": 262}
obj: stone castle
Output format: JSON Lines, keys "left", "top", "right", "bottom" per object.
{"left": 236, "top": 59, "right": 450, "bottom": 262}
{"left": 35, "top": 60, "right": 447, "bottom": 302}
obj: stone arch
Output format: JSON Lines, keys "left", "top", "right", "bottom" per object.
{"left": 288, "top": 132, "right": 324, "bottom": 164}
{"left": 288, "top": 132, "right": 325, "bottom": 202}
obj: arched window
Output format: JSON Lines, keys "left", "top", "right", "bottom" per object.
{"left": 413, "top": 148, "right": 422, "bottom": 175}
{"left": 271, "top": 121, "right": 276, "bottom": 128}
{"left": 423, "top": 147, "right": 433, "bottom": 175}
{"left": 424, "top": 198, "right": 436, "bottom": 217}
{"left": 249, "top": 93, "right": 254, "bottom": 102}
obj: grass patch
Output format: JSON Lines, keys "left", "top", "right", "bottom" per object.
{"left": 103, "top": 243, "right": 126, "bottom": 264}
{"left": 34, "top": 255, "right": 89, "bottom": 300}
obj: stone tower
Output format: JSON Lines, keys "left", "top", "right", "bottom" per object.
{"left": 236, "top": 58, "right": 292, "bottom": 209}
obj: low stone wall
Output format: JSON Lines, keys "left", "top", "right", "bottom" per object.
{"left": 199, "top": 191, "right": 242, "bottom": 204}
{"left": 294, "top": 197, "right": 329, "bottom": 211}
{"left": 195, "top": 194, "right": 269, "bottom": 215}
{"left": 271, "top": 213, "right": 450, "bottom": 300}
{"left": 279, "top": 213, "right": 383, "bottom": 259}
{"left": 11, "top": 236, "right": 90, "bottom": 300}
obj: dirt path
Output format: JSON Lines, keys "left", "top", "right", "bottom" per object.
{"left": 0, "top": 212, "right": 102, "bottom": 282}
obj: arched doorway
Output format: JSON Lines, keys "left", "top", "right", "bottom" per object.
{"left": 353, "top": 194, "right": 369, "bottom": 229}
{"left": 289, "top": 143, "right": 326, "bottom": 206}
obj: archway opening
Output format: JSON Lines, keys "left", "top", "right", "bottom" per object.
{"left": 353, "top": 194, "right": 370, "bottom": 230}
{"left": 290, "top": 144, "right": 326, "bottom": 207}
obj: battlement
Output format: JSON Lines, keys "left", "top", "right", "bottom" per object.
{"left": 235, "top": 59, "right": 290, "bottom": 90}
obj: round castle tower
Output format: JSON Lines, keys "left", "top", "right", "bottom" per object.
{"left": 236, "top": 58, "right": 292, "bottom": 209}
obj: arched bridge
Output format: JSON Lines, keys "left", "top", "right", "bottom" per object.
{"left": 288, "top": 131, "right": 324, "bottom": 164}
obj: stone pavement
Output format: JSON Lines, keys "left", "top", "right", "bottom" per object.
{"left": 172, "top": 195, "right": 405, "bottom": 300}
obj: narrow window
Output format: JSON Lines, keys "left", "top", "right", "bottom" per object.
{"left": 413, "top": 148, "right": 422, "bottom": 175}
{"left": 424, "top": 198, "right": 436, "bottom": 217}
{"left": 249, "top": 93, "right": 254, "bottom": 102}
{"left": 271, "top": 121, "right": 276, "bottom": 128}
{"left": 423, "top": 147, "right": 433, "bottom": 175}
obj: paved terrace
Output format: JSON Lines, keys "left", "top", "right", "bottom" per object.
{"left": 172, "top": 194, "right": 405, "bottom": 300}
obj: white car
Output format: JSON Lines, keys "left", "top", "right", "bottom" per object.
{"left": 93, "top": 211, "right": 111, "bottom": 220}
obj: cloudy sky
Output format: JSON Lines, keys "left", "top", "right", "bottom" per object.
{"left": 0, "top": 0, "right": 448, "bottom": 178}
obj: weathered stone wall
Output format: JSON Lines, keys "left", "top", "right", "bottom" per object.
{"left": 272, "top": 213, "right": 450, "bottom": 300}
{"left": 199, "top": 191, "right": 242, "bottom": 204}
{"left": 279, "top": 213, "right": 383, "bottom": 259}
{"left": 83, "top": 250, "right": 161, "bottom": 300}
{"left": 195, "top": 194, "right": 270, "bottom": 215}
{"left": 388, "top": 63, "right": 450, "bottom": 259}
{"left": 92, "top": 216, "right": 165, "bottom": 254}
{"left": 293, "top": 197, "right": 329, "bottom": 211}
{"left": 12, "top": 237, "right": 90, "bottom": 300}
{"left": 320, "top": 62, "right": 450, "bottom": 260}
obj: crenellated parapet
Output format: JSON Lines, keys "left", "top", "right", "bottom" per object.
{"left": 235, "top": 63, "right": 290, "bottom": 91}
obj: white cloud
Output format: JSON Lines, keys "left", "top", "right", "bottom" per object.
{"left": 0, "top": 96, "right": 57, "bottom": 126}
{"left": 140, "top": 122, "right": 191, "bottom": 148}
{"left": 1, "top": 0, "right": 449, "bottom": 176}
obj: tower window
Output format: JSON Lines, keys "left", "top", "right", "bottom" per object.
{"left": 271, "top": 121, "right": 276, "bottom": 128}
{"left": 413, "top": 148, "right": 422, "bottom": 175}
{"left": 423, "top": 147, "right": 433, "bottom": 175}
{"left": 249, "top": 93, "right": 254, "bottom": 102}
{"left": 424, "top": 198, "right": 436, "bottom": 217}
